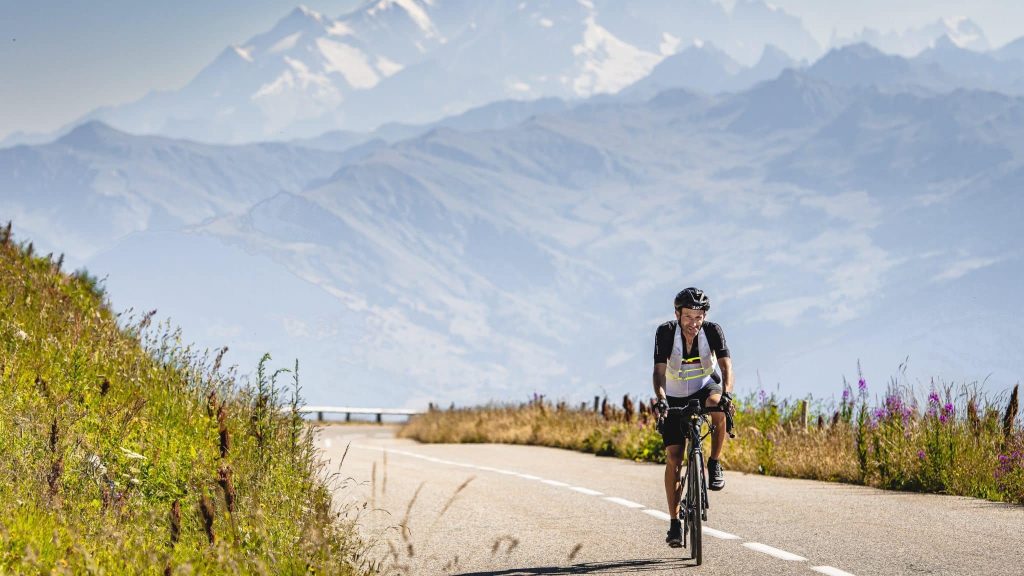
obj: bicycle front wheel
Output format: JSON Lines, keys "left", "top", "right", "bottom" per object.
{"left": 688, "top": 447, "right": 703, "bottom": 564}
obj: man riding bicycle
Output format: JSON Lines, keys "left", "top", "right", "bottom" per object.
{"left": 652, "top": 287, "right": 734, "bottom": 547}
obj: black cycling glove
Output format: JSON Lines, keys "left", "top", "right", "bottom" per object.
{"left": 654, "top": 398, "right": 669, "bottom": 420}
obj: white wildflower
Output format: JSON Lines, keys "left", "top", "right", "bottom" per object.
{"left": 120, "top": 447, "right": 146, "bottom": 460}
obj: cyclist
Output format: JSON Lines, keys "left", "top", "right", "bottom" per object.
{"left": 652, "top": 287, "right": 734, "bottom": 547}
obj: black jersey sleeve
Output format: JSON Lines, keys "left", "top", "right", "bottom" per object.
{"left": 703, "top": 322, "right": 730, "bottom": 359}
{"left": 654, "top": 321, "right": 675, "bottom": 364}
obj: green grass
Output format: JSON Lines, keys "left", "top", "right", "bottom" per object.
{"left": 401, "top": 378, "right": 1024, "bottom": 505}
{"left": 0, "top": 224, "right": 373, "bottom": 574}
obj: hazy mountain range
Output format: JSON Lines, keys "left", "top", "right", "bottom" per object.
{"left": 3, "top": 38, "right": 1021, "bottom": 407}
{"left": 3, "top": 0, "right": 824, "bottom": 145}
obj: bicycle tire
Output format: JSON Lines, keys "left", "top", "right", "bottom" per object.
{"left": 688, "top": 443, "right": 703, "bottom": 564}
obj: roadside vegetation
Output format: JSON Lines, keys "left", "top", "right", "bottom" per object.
{"left": 0, "top": 223, "right": 373, "bottom": 574}
{"left": 401, "top": 370, "right": 1024, "bottom": 505}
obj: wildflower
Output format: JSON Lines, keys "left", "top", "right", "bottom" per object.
{"left": 917, "top": 450, "right": 926, "bottom": 460}
{"left": 86, "top": 454, "right": 108, "bottom": 478}
{"left": 841, "top": 389, "right": 851, "bottom": 403}
{"left": 858, "top": 378, "right": 867, "bottom": 394}
{"left": 927, "top": 390, "right": 941, "bottom": 406}
{"left": 120, "top": 447, "right": 146, "bottom": 460}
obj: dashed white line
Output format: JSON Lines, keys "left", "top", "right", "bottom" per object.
{"left": 811, "top": 567, "right": 857, "bottom": 576}
{"left": 702, "top": 527, "right": 740, "bottom": 540}
{"left": 339, "top": 444, "right": 852, "bottom": 574}
{"left": 642, "top": 509, "right": 672, "bottom": 521}
{"left": 604, "top": 496, "right": 645, "bottom": 509}
{"left": 743, "top": 542, "right": 807, "bottom": 561}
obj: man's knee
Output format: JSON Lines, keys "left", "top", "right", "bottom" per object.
{"left": 705, "top": 394, "right": 722, "bottom": 406}
{"left": 665, "top": 446, "right": 684, "bottom": 465}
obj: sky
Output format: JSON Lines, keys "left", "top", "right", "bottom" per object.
{"left": 1, "top": 0, "right": 1023, "bottom": 141}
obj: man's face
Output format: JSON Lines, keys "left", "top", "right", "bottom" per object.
{"left": 676, "top": 307, "right": 705, "bottom": 336}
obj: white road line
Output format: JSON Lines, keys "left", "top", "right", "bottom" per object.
{"left": 642, "top": 509, "right": 672, "bottom": 521}
{"left": 742, "top": 542, "right": 807, "bottom": 561}
{"left": 604, "top": 496, "right": 646, "bottom": 509}
{"left": 702, "top": 527, "right": 740, "bottom": 540}
{"left": 335, "top": 444, "right": 853, "bottom": 573}
{"left": 811, "top": 566, "right": 857, "bottom": 576}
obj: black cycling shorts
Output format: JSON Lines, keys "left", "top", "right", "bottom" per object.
{"left": 661, "top": 384, "right": 723, "bottom": 448}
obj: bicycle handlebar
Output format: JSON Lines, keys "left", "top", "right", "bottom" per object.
{"left": 663, "top": 399, "right": 736, "bottom": 438}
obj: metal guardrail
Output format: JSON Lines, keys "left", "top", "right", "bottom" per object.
{"left": 292, "top": 405, "right": 425, "bottom": 423}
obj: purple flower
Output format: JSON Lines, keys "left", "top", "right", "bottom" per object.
{"left": 917, "top": 450, "right": 926, "bottom": 460}
{"left": 942, "top": 403, "right": 955, "bottom": 416}
{"left": 927, "top": 390, "right": 941, "bottom": 405}
{"left": 842, "top": 389, "right": 851, "bottom": 402}
{"left": 858, "top": 377, "right": 867, "bottom": 393}
{"left": 939, "top": 412, "right": 949, "bottom": 424}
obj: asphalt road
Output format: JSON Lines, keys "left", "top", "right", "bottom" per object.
{"left": 317, "top": 425, "right": 1024, "bottom": 576}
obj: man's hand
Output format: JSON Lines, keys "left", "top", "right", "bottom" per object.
{"left": 654, "top": 398, "right": 669, "bottom": 420}
{"left": 718, "top": 391, "right": 734, "bottom": 415}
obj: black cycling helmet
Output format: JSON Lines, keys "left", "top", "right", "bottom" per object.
{"left": 674, "top": 287, "right": 710, "bottom": 311}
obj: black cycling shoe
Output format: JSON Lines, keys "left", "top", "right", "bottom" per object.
{"left": 708, "top": 458, "right": 725, "bottom": 491}
{"left": 666, "top": 519, "right": 682, "bottom": 547}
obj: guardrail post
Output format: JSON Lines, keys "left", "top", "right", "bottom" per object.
{"left": 376, "top": 413, "right": 382, "bottom": 424}
{"left": 346, "top": 412, "right": 351, "bottom": 423}
{"left": 317, "top": 411, "right": 324, "bottom": 422}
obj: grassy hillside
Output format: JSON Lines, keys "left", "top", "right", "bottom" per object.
{"left": 401, "top": 379, "right": 1024, "bottom": 504}
{"left": 0, "top": 223, "right": 370, "bottom": 574}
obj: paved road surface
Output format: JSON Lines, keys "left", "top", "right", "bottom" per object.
{"left": 317, "top": 425, "right": 1023, "bottom": 575}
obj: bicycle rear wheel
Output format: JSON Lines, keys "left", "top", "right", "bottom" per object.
{"left": 688, "top": 447, "right": 703, "bottom": 564}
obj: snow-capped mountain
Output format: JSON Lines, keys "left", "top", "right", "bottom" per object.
{"left": 8, "top": 0, "right": 822, "bottom": 146}
{"left": 6, "top": 64, "right": 1022, "bottom": 407}
{"left": 834, "top": 16, "right": 990, "bottom": 57}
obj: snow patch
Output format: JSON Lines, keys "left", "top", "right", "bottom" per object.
{"left": 269, "top": 32, "right": 302, "bottom": 54}
{"left": 572, "top": 17, "right": 662, "bottom": 96}
{"left": 327, "top": 21, "right": 354, "bottom": 36}
{"left": 316, "top": 38, "right": 380, "bottom": 89}
{"left": 660, "top": 32, "right": 680, "bottom": 55}
{"left": 370, "top": 0, "right": 441, "bottom": 39}
{"left": 232, "top": 45, "right": 254, "bottom": 62}
{"left": 375, "top": 55, "right": 404, "bottom": 77}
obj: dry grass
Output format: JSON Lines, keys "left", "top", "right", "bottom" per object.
{"left": 401, "top": 381, "right": 1024, "bottom": 505}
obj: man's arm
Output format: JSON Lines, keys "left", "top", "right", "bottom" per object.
{"left": 653, "top": 363, "right": 668, "bottom": 401}
{"left": 717, "top": 356, "right": 733, "bottom": 395}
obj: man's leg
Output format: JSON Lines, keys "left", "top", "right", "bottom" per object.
{"left": 664, "top": 444, "right": 684, "bottom": 515}
{"left": 705, "top": 394, "right": 726, "bottom": 459}
{"left": 664, "top": 444, "right": 684, "bottom": 546}
{"left": 705, "top": 393, "right": 727, "bottom": 490}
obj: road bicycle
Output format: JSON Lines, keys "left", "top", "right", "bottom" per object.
{"left": 661, "top": 400, "right": 735, "bottom": 565}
